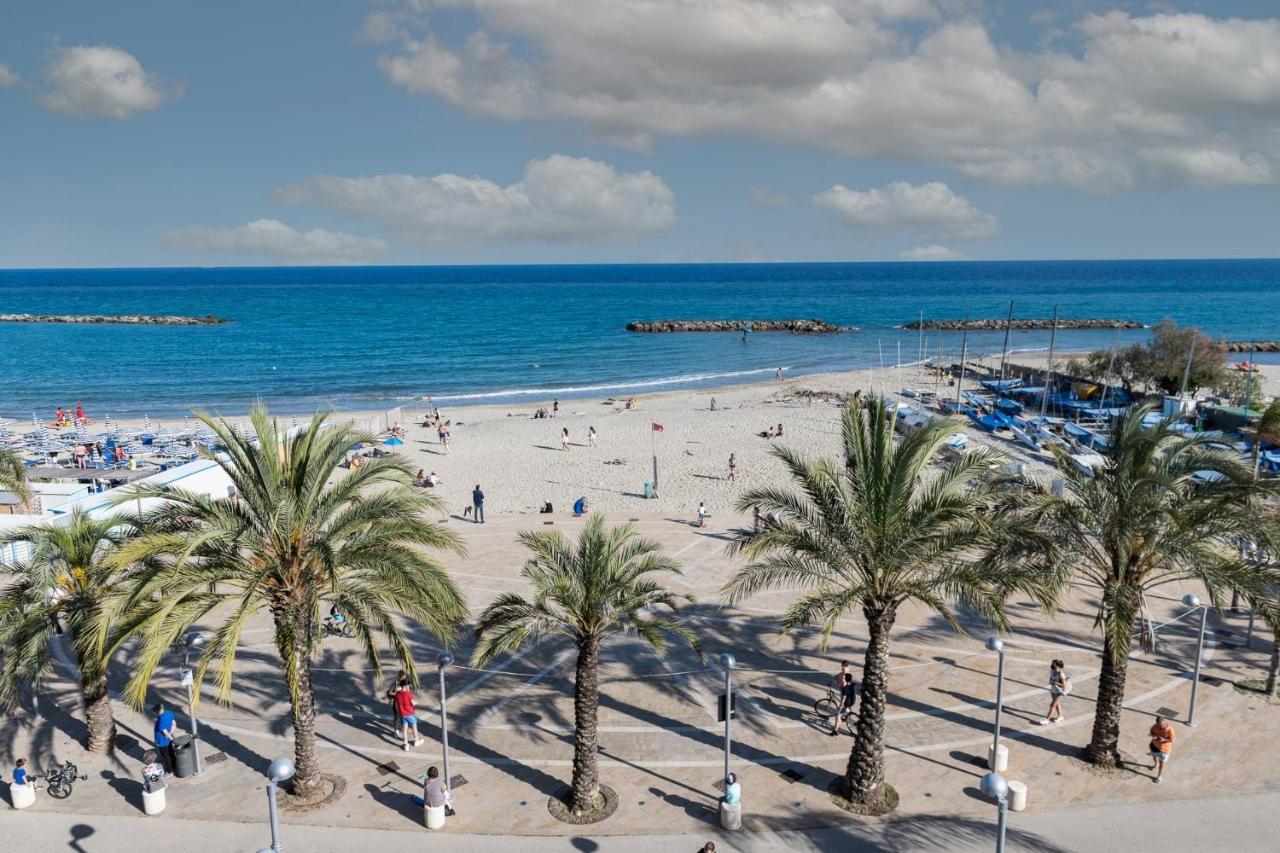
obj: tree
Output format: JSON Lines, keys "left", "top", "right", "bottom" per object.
{"left": 1079, "top": 320, "right": 1225, "bottom": 396}
{"left": 1003, "top": 402, "right": 1276, "bottom": 767}
{"left": 1250, "top": 399, "right": 1280, "bottom": 477}
{"left": 0, "top": 509, "right": 138, "bottom": 754}
{"left": 108, "top": 407, "right": 468, "bottom": 799}
{"left": 722, "top": 398, "right": 1032, "bottom": 812}
{"left": 1216, "top": 371, "right": 1263, "bottom": 408}
{"left": 472, "top": 514, "right": 699, "bottom": 818}
{"left": 0, "top": 447, "right": 32, "bottom": 512}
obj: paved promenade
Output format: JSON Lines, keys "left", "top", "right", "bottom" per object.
{"left": 4, "top": 513, "right": 1279, "bottom": 847}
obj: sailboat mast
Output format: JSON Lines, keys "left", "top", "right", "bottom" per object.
{"left": 997, "top": 299, "right": 1014, "bottom": 384}
{"left": 956, "top": 327, "right": 969, "bottom": 409}
{"left": 1040, "top": 306, "right": 1059, "bottom": 418}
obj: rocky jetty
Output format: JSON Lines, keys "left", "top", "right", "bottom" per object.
{"left": 627, "top": 319, "right": 849, "bottom": 333}
{"left": 1222, "top": 341, "right": 1280, "bottom": 353}
{"left": 904, "top": 318, "right": 1146, "bottom": 331}
{"left": 0, "top": 313, "right": 226, "bottom": 326}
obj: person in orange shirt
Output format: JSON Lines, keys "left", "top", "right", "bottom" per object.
{"left": 1148, "top": 714, "right": 1176, "bottom": 783}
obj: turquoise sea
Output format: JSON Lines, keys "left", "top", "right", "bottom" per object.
{"left": 1, "top": 260, "right": 1278, "bottom": 418}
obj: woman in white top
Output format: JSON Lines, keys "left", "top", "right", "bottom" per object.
{"left": 561, "top": 427, "right": 570, "bottom": 451}
{"left": 588, "top": 426, "right": 598, "bottom": 448}
{"left": 1038, "top": 659, "right": 1070, "bottom": 724}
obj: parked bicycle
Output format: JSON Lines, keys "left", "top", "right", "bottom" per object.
{"left": 39, "top": 759, "right": 87, "bottom": 799}
{"left": 813, "top": 685, "right": 854, "bottom": 724}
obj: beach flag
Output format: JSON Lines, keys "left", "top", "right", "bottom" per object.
{"left": 652, "top": 423, "right": 664, "bottom": 432}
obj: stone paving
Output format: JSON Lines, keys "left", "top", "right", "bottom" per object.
{"left": 4, "top": 512, "right": 1279, "bottom": 842}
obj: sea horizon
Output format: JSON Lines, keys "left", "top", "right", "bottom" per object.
{"left": 3, "top": 258, "right": 1279, "bottom": 419}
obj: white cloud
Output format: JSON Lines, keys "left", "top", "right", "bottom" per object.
{"left": 42, "top": 45, "right": 167, "bottom": 119}
{"left": 814, "top": 181, "right": 997, "bottom": 239}
{"left": 368, "top": 4, "right": 1280, "bottom": 189}
{"left": 0, "top": 62, "right": 19, "bottom": 89}
{"left": 900, "top": 244, "right": 967, "bottom": 260}
{"left": 750, "top": 187, "right": 791, "bottom": 207}
{"left": 276, "top": 155, "right": 675, "bottom": 247}
{"left": 161, "top": 219, "right": 389, "bottom": 265}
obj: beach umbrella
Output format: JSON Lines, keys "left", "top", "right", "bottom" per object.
{"left": 350, "top": 442, "right": 364, "bottom": 451}
{"left": 384, "top": 436, "right": 405, "bottom": 446}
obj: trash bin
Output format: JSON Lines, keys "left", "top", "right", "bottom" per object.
{"left": 172, "top": 734, "right": 197, "bottom": 778}
{"left": 142, "top": 784, "right": 166, "bottom": 815}
{"left": 10, "top": 782, "right": 36, "bottom": 809}
{"left": 644, "top": 481, "right": 655, "bottom": 499}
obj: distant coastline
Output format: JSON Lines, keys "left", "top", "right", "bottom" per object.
{"left": 0, "top": 313, "right": 227, "bottom": 326}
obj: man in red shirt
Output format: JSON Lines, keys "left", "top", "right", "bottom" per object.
{"left": 394, "top": 677, "right": 423, "bottom": 752}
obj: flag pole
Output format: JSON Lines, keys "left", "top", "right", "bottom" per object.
{"left": 652, "top": 425, "right": 659, "bottom": 495}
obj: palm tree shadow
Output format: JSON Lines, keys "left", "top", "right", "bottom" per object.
{"left": 362, "top": 781, "right": 423, "bottom": 826}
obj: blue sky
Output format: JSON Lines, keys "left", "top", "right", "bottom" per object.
{"left": 3, "top": 0, "right": 1280, "bottom": 267}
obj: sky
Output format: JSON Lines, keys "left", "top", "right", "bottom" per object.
{"left": 3, "top": 0, "right": 1280, "bottom": 267}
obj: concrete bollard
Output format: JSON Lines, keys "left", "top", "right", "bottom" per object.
{"left": 142, "top": 786, "right": 166, "bottom": 815}
{"left": 1007, "top": 780, "right": 1028, "bottom": 812}
{"left": 987, "top": 743, "right": 1008, "bottom": 772}
{"left": 719, "top": 800, "right": 742, "bottom": 831}
{"left": 425, "top": 804, "right": 447, "bottom": 830}
{"left": 10, "top": 783, "right": 36, "bottom": 809}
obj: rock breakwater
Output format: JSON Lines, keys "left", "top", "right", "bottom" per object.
{"left": 904, "top": 318, "right": 1146, "bottom": 331}
{"left": 627, "top": 319, "right": 849, "bottom": 333}
{"left": 0, "top": 313, "right": 227, "bottom": 326}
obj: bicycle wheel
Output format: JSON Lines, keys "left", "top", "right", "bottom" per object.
{"left": 340, "top": 622, "right": 355, "bottom": 639}
{"left": 65, "top": 762, "right": 78, "bottom": 777}
{"left": 47, "top": 779, "right": 71, "bottom": 799}
{"left": 813, "top": 696, "right": 839, "bottom": 720}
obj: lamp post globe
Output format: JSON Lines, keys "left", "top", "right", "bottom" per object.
{"left": 437, "top": 651, "right": 454, "bottom": 668}
{"left": 980, "top": 771, "right": 1008, "bottom": 801}
{"left": 985, "top": 636, "right": 1003, "bottom": 653}
{"left": 1182, "top": 593, "right": 1200, "bottom": 609}
{"left": 268, "top": 757, "right": 295, "bottom": 784}
{"left": 719, "top": 653, "right": 736, "bottom": 670}
{"left": 185, "top": 631, "right": 207, "bottom": 650}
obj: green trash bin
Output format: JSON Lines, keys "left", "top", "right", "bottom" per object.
{"left": 643, "top": 481, "right": 654, "bottom": 499}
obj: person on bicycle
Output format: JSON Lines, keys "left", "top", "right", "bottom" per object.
{"left": 830, "top": 662, "right": 857, "bottom": 736}
{"left": 329, "top": 604, "right": 345, "bottom": 626}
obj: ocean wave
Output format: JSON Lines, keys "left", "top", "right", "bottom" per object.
{"left": 432, "top": 366, "right": 793, "bottom": 402}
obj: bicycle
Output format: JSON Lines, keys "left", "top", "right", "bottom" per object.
{"left": 813, "top": 686, "right": 856, "bottom": 726}
{"left": 323, "top": 616, "right": 354, "bottom": 639}
{"left": 39, "top": 759, "right": 87, "bottom": 799}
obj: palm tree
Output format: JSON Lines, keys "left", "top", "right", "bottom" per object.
{"left": 472, "top": 514, "right": 700, "bottom": 818}
{"left": 107, "top": 407, "right": 468, "bottom": 799}
{"left": 1004, "top": 402, "right": 1276, "bottom": 767}
{"left": 0, "top": 447, "right": 32, "bottom": 511}
{"left": 722, "top": 398, "right": 1031, "bottom": 813}
{"left": 0, "top": 509, "right": 138, "bottom": 754}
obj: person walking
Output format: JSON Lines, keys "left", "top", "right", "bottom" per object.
{"left": 152, "top": 702, "right": 178, "bottom": 773}
{"left": 1148, "top": 714, "right": 1176, "bottom": 783}
{"left": 472, "top": 484, "right": 485, "bottom": 523}
{"left": 696, "top": 501, "right": 709, "bottom": 528}
{"left": 727, "top": 453, "right": 736, "bottom": 482}
{"left": 588, "top": 426, "right": 598, "bottom": 448}
{"left": 561, "top": 427, "right": 570, "bottom": 451}
{"left": 394, "top": 676, "right": 424, "bottom": 751}
{"left": 1037, "top": 659, "right": 1071, "bottom": 725}
{"left": 552, "top": 400, "right": 559, "bottom": 417}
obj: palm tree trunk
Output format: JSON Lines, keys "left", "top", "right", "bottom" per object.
{"left": 83, "top": 670, "right": 116, "bottom": 755}
{"left": 1265, "top": 633, "right": 1279, "bottom": 698}
{"left": 1085, "top": 630, "right": 1129, "bottom": 767}
{"left": 845, "top": 605, "right": 895, "bottom": 807}
{"left": 570, "top": 635, "right": 602, "bottom": 814}
{"left": 283, "top": 611, "right": 323, "bottom": 799}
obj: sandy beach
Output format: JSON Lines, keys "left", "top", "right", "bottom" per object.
{"left": 26, "top": 353, "right": 1279, "bottom": 521}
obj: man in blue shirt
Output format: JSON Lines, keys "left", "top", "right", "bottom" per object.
{"left": 153, "top": 702, "right": 178, "bottom": 773}
{"left": 472, "top": 484, "right": 485, "bottom": 524}
{"left": 12, "top": 757, "right": 30, "bottom": 786}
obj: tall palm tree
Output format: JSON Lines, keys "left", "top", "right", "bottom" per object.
{"left": 0, "top": 447, "right": 32, "bottom": 511}
{"left": 1003, "top": 402, "right": 1276, "bottom": 767}
{"left": 107, "top": 407, "right": 468, "bottom": 799}
{"left": 0, "top": 509, "right": 138, "bottom": 754}
{"left": 722, "top": 398, "right": 1032, "bottom": 813}
{"left": 472, "top": 514, "right": 700, "bottom": 818}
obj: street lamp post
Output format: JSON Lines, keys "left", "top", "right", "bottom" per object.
{"left": 257, "top": 757, "right": 295, "bottom": 853}
{"left": 437, "top": 651, "right": 454, "bottom": 808}
{"left": 182, "top": 631, "right": 207, "bottom": 774}
{"left": 980, "top": 772, "right": 1009, "bottom": 853}
{"left": 719, "top": 653, "right": 735, "bottom": 783}
{"left": 986, "top": 636, "right": 1006, "bottom": 770}
{"left": 1183, "top": 594, "right": 1209, "bottom": 727}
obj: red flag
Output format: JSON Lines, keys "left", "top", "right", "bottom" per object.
{"left": 652, "top": 423, "right": 664, "bottom": 432}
